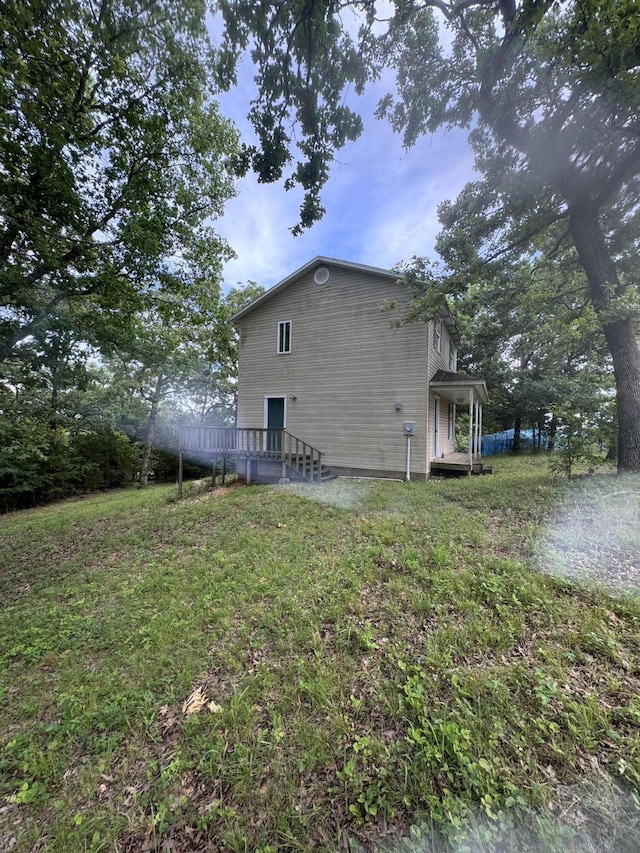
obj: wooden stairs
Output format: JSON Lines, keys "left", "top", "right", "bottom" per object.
{"left": 178, "top": 426, "right": 334, "bottom": 486}
{"left": 285, "top": 455, "right": 336, "bottom": 483}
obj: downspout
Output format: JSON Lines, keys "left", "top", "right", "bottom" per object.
{"left": 425, "top": 329, "right": 430, "bottom": 479}
{"left": 468, "top": 389, "right": 474, "bottom": 470}
{"left": 453, "top": 404, "right": 457, "bottom": 448}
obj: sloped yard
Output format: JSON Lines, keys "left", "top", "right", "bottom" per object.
{"left": 1, "top": 457, "right": 639, "bottom": 851}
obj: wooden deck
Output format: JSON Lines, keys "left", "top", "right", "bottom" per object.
{"left": 430, "top": 452, "right": 488, "bottom": 475}
{"left": 177, "top": 426, "right": 330, "bottom": 487}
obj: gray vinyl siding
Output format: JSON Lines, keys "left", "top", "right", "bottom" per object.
{"left": 237, "top": 266, "right": 429, "bottom": 476}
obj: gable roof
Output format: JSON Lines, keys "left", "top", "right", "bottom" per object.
{"left": 231, "top": 255, "right": 461, "bottom": 345}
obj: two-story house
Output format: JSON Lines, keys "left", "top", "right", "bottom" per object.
{"left": 228, "top": 257, "right": 488, "bottom": 482}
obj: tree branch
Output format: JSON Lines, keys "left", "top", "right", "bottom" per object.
{"left": 593, "top": 143, "right": 640, "bottom": 210}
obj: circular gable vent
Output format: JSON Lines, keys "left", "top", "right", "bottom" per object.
{"left": 313, "top": 266, "right": 330, "bottom": 285}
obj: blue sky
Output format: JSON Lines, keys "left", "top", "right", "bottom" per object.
{"left": 215, "top": 66, "right": 478, "bottom": 293}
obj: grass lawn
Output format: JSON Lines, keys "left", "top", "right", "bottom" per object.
{"left": 1, "top": 455, "right": 639, "bottom": 852}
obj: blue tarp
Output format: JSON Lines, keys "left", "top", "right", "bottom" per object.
{"left": 482, "top": 429, "right": 547, "bottom": 455}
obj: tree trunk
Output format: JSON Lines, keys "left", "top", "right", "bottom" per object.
{"left": 512, "top": 414, "right": 521, "bottom": 453}
{"left": 548, "top": 415, "right": 558, "bottom": 452}
{"left": 140, "top": 374, "right": 166, "bottom": 487}
{"left": 568, "top": 207, "right": 640, "bottom": 473}
{"left": 477, "top": 49, "right": 640, "bottom": 472}
{"left": 602, "top": 318, "right": 640, "bottom": 473}
{"left": 49, "top": 379, "right": 59, "bottom": 431}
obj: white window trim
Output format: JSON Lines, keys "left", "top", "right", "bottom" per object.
{"left": 449, "top": 341, "right": 456, "bottom": 371}
{"left": 277, "top": 319, "right": 292, "bottom": 354}
{"left": 433, "top": 319, "right": 442, "bottom": 353}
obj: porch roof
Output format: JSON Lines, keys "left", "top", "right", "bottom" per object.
{"left": 430, "top": 370, "right": 489, "bottom": 405}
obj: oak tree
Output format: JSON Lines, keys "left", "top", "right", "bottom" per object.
{"left": 217, "top": 0, "right": 640, "bottom": 471}
{"left": 1, "top": 0, "right": 238, "bottom": 363}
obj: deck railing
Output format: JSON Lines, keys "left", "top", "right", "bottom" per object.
{"left": 178, "top": 426, "right": 323, "bottom": 483}
{"left": 179, "top": 425, "right": 238, "bottom": 453}
{"left": 281, "top": 431, "right": 323, "bottom": 482}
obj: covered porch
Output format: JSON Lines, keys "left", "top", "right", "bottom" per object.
{"left": 429, "top": 370, "right": 490, "bottom": 476}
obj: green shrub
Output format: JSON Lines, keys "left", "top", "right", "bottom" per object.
{"left": 0, "top": 418, "right": 142, "bottom": 511}
{"left": 549, "top": 412, "right": 606, "bottom": 477}
{"left": 71, "top": 429, "right": 142, "bottom": 491}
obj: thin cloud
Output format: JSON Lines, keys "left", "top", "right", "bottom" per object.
{"left": 216, "top": 59, "right": 477, "bottom": 290}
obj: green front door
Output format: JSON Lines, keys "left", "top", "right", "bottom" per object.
{"left": 266, "top": 397, "right": 285, "bottom": 452}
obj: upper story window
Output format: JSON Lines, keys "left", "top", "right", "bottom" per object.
{"left": 277, "top": 320, "right": 292, "bottom": 354}
{"left": 433, "top": 318, "right": 442, "bottom": 352}
{"left": 449, "top": 340, "right": 456, "bottom": 371}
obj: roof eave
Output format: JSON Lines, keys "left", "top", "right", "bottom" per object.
{"left": 230, "top": 257, "right": 462, "bottom": 349}
{"left": 231, "top": 256, "right": 402, "bottom": 322}
{"left": 430, "top": 378, "right": 489, "bottom": 405}
{"left": 440, "top": 308, "right": 461, "bottom": 347}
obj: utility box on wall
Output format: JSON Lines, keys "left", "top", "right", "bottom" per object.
{"left": 403, "top": 421, "right": 415, "bottom": 436}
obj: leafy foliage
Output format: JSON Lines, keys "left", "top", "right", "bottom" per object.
{"left": 217, "top": 0, "right": 366, "bottom": 233}
{"left": 0, "top": 1, "right": 265, "bottom": 508}
{"left": 0, "top": 0, "right": 239, "bottom": 363}
{"left": 217, "top": 0, "right": 640, "bottom": 470}
{"left": 0, "top": 274, "right": 262, "bottom": 509}
{"left": 0, "top": 366, "right": 143, "bottom": 511}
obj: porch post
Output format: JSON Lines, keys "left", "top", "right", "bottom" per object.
{"left": 478, "top": 405, "right": 483, "bottom": 461}
{"left": 473, "top": 402, "right": 477, "bottom": 460}
{"left": 468, "top": 389, "right": 473, "bottom": 470}
{"left": 474, "top": 396, "right": 478, "bottom": 465}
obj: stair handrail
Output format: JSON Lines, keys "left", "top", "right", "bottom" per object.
{"left": 283, "top": 430, "right": 323, "bottom": 482}
{"left": 179, "top": 426, "right": 324, "bottom": 482}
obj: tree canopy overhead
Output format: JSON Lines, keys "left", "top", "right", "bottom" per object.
{"left": 0, "top": 0, "right": 252, "bottom": 508}
{"left": 0, "top": 0, "right": 240, "bottom": 364}
{"left": 217, "top": 0, "right": 640, "bottom": 471}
